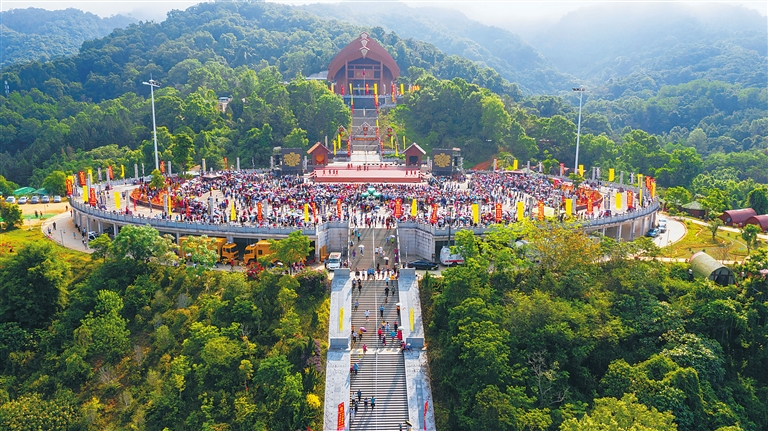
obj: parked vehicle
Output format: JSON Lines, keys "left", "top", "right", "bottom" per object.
{"left": 439, "top": 246, "right": 464, "bottom": 266}
{"left": 17, "top": 196, "right": 28, "bottom": 204}
{"left": 657, "top": 218, "right": 667, "bottom": 233}
{"left": 30, "top": 196, "right": 40, "bottom": 204}
{"left": 4, "top": 196, "right": 16, "bottom": 204}
{"left": 646, "top": 228, "right": 659, "bottom": 238}
{"left": 408, "top": 259, "right": 438, "bottom": 270}
{"left": 53, "top": 195, "right": 62, "bottom": 203}
{"left": 326, "top": 252, "right": 342, "bottom": 271}
{"left": 41, "top": 195, "right": 50, "bottom": 203}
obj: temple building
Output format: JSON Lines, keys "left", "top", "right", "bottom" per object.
{"left": 327, "top": 32, "right": 400, "bottom": 96}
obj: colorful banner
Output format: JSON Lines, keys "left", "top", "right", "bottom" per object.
{"left": 159, "top": 161, "right": 165, "bottom": 173}
{"left": 65, "top": 177, "right": 74, "bottom": 196}
{"left": 88, "top": 169, "right": 93, "bottom": 184}
{"left": 411, "top": 198, "right": 418, "bottom": 217}
{"left": 114, "top": 192, "right": 120, "bottom": 210}
{"left": 223, "top": 157, "right": 229, "bottom": 170}
{"left": 579, "top": 164, "right": 584, "bottom": 176}
{"left": 565, "top": 198, "right": 573, "bottom": 217}
{"left": 231, "top": 202, "right": 236, "bottom": 221}
{"left": 560, "top": 163, "right": 564, "bottom": 176}
{"left": 651, "top": 180, "right": 656, "bottom": 198}
{"left": 83, "top": 187, "right": 89, "bottom": 203}
{"left": 311, "top": 202, "right": 318, "bottom": 222}
{"left": 615, "top": 192, "right": 622, "bottom": 210}
{"left": 337, "top": 402, "right": 345, "bottom": 431}
{"left": 107, "top": 165, "right": 114, "bottom": 180}
{"left": 493, "top": 159, "right": 497, "bottom": 171}
{"left": 627, "top": 190, "right": 634, "bottom": 209}
{"left": 400, "top": 83, "right": 404, "bottom": 95}
{"left": 537, "top": 201, "right": 545, "bottom": 221}
{"left": 336, "top": 199, "right": 342, "bottom": 218}
{"left": 472, "top": 203, "right": 479, "bottom": 224}
{"left": 424, "top": 401, "right": 429, "bottom": 430}
{"left": 512, "top": 159, "right": 518, "bottom": 170}
{"left": 495, "top": 202, "right": 503, "bottom": 223}
{"left": 89, "top": 187, "right": 97, "bottom": 207}
{"left": 516, "top": 201, "right": 525, "bottom": 222}
{"left": 78, "top": 170, "right": 86, "bottom": 186}
{"left": 608, "top": 168, "right": 615, "bottom": 182}
{"left": 304, "top": 203, "right": 310, "bottom": 223}
{"left": 587, "top": 197, "right": 594, "bottom": 215}
{"left": 257, "top": 202, "right": 263, "bottom": 222}
{"left": 394, "top": 198, "right": 403, "bottom": 218}
{"left": 430, "top": 203, "right": 438, "bottom": 224}
{"left": 638, "top": 174, "right": 644, "bottom": 206}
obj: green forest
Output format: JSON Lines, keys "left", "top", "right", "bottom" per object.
{"left": 0, "top": 226, "right": 328, "bottom": 430}
{"left": 421, "top": 225, "right": 768, "bottom": 431}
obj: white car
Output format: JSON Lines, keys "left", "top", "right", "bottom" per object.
{"left": 18, "top": 196, "right": 28, "bottom": 204}
{"left": 657, "top": 218, "right": 668, "bottom": 233}
{"left": 41, "top": 196, "right": 50, "bottom": 203}
{"left": 53, "top": 195, "right": 62, "bottom": 203}
{"left": 4, "top": 196, "right": 16, "bottom": 204}
{"left": 30, "top": 196, "right": 40, "bottom": 204}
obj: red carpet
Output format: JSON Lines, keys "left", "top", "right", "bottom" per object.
{"left": 312, "top": 166, "right": 423, "bottom": 183}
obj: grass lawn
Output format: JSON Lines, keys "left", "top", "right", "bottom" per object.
{"left": 660, "top": 219, "right": 762, "bottom": 261}
{"left": 0, "top": 224, "right": 90, "bottom": 267}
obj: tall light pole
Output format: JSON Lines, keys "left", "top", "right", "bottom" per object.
{"left": 573, "top": 86, "right": 585, "bottom": 175}
{"left": 143, "top": 78, "right": 161, "bottom": 171}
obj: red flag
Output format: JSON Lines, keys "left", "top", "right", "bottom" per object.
{"left": 159, "top": 161, "right": 165, "bottom": 173}
{"left": 336, "top": 199, "right": 342, "bottom": 218}
{"left": 341, "top": 85, "right": 344, "bottom": 95}
{"left": 365, "top": 82, "right": 369, "bottom": 95}
{"left": 424, "top": 400, "right": 429, "bottom": 430}
{"left": 186, "top": 204, "right": 191, "bottom": 217}
{"left": 223, "top": 157, "right": 228, "bottom": 170}
{"left": 107, "top": 165, "right": 114, "bottom": 180}
{"left": 495, "top": 203, "right": 503, "bottom": 222}
{"left": 394, "top": 198, "right": 402, "bottom": 218}
{"left": 257, "top": 202, "right": 263, "bottom": 222}
{"left": 587, "top": 197, "right": 594, "bottom": 215}
{"left": 311, "top": 202, "right": 318, "bottom": 222}
{"left": 89, "top": 187, "right": 97, "bottom": 207}
{"left": 337, "top": 402, "right": 345, "bottom": 431}
{"left": 65, "top": 178, "right": 74, "bottom": 196}
{"left": 78, "top": 171, "right": 86, "bottom": 186}
{"left": 537, "top": 201, "right": 545, "bottom": 221}
{"left": 627, "top": 190, "right": 634, "bottom": 209}
{"left": 430, "top": 203, "right": 438, "bottom": 224}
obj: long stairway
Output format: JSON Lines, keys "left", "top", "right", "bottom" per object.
{"left": 351, "top": 108, "right": 381, "bottom": 154}
{"left": 348, "top": 226, "right": 408, "bottom": 430}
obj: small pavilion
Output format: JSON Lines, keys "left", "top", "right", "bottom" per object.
{"left": 404, "top": 143, "right": 426, "bottom": 167}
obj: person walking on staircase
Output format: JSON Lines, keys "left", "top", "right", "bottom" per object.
{"left": 357, "top": 389, "right": 362, "bottom": 402}
{"left": 380, "top": 305, "right": 385, "bottom": 318}
{"left": 371, "top": 396, "right": 376, "bottom": 409}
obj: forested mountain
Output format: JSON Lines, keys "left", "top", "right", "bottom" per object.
{"left": 300, "top": 1, "right": 575, "bottom": 93}
{"left": 530, "top": 3, "right": 767, "bottom": 92}
{"left": 0, "top": 8, "right": 135, "bottom": 67}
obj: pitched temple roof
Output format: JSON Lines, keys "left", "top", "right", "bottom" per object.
{"left": 327, "top": 32, "right": 400, "bottom": 80}
{"left": 404, "top": 143, "right": 426, "bottom": 155}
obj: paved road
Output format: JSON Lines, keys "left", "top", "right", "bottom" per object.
{"left": 653, "top": 216, "right": 686, "bottom": 248}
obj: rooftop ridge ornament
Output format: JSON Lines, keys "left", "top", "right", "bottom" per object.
{"left": 360, "top": 47, "right": 369, "bottom": 58}
{"left": 360, "top": 32, "right": 369, "bottom": 40}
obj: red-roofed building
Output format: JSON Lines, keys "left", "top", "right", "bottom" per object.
{"left": 404, "top": 143, "right": 426, "bottom": 166}
{"left": 328, "top": 32, "right": 400, "bottom": 96}
{"left": 719, "top": 208, "right": 757, "bottom": 227}
{"left": 307, "top": 142, "right": 331, "bottom": 169}
{"left": 745, "top": 214, "right": 768, "bottom": 232}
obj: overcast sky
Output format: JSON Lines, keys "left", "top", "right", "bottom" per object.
{"left": 1, "top": 0, "right": 765, "bottom": 26}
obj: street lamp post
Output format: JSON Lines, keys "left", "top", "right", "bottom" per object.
{"left": 143, "top": 78, "right": 161, "bottom": 171}
{"left": 573, "top": 86, "right": 585, "bottom": 175}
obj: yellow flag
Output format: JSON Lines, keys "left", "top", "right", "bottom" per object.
{"left": 615, "top": 192, "right": 622, "bottom": 210}
{"left": 83, "top": 187, "right": 89, "bottom": 203}
{"left": 516, "top": 201, "right": 525, "bottom": 222}
{"left": 374, "top": 83, "right": 378, "bottom": 95}
{"left": 331, "top": 82, "right": 335, "bottom": 93}
{"left": 121, "top": 164, "right": 125, "bottom": 179}
{"left": 231, "top": 202, "right": 236, "bottom": 221}
{"left": 393, "top": 136, "right": 398, "bottom": 156}
{"left": 304, "top": 203, "right": 309, "bottom": 222}
{"left": 565, "top": 198, "right": 573, "bottom": 217}
{"left": 400, "top": 83, "right": 404, "bottom": 95}
{"left": 513, "top": 159, "right": 518, "bottom": 170}
{"left": 651, "top": 181, "right": 656, "bottom": 198}
{"left": 114, "top": 192, "right": 121, "bottom": 210}
{"left": 376, "top": 119, "right": 379, "bottom": 128}
{"left": 403, "top": 136, "right": 406, "bottom": 150}
{"left": 410, "top": 198, "right": 417, "bottom": 217}
{"left": 88, "top": 169, "right": 93, "bottom": 184}
{"left": 579, "top": 165, "right": 584, "bottom": 176}
{"left": 638, "top": 174, "right": 644, "bottom": 204}
{"left": 472, "top": 203, "right": 479, "bottom": 224}
{"left": 608, "top": 168, "right": 615, "bottom": 182}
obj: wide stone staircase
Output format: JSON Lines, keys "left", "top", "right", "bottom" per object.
{"left": 351, "top": 109, "right": 380, "bottom": 154}
{"left": 347, "top": 227, "right": 408, "bottom": 430}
